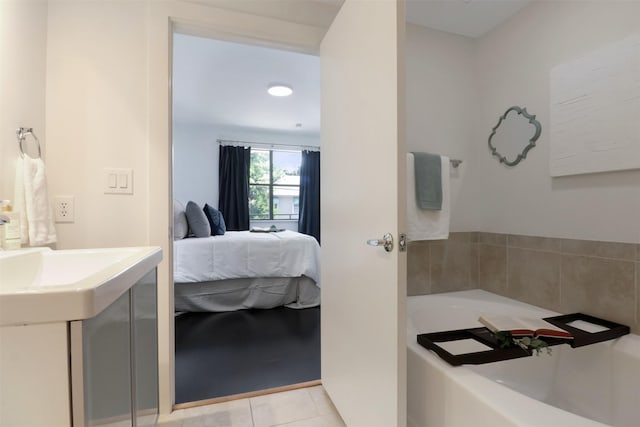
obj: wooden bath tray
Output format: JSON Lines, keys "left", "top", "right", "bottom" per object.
{"left": 543, "top": 313, "right": 630, "bottom": 347}
{"left": 417, "top": 313, "right": 630, "bottom": 366}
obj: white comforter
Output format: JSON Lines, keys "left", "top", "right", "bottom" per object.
{"left": 173, "top": 230, "right": 320, "bottom": 285}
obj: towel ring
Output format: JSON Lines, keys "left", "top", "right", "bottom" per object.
{"left": 17, "top": 127, "right": 41, "bottom": 159}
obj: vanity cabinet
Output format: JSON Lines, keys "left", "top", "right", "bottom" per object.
{"left": 0, "top": 264, "right": 159, "bottom": 427}
{"left": 71, "top": 269, "right": 159, "bottom": 427}
{"left": 0, "top": 321, "right": 72, "bottom": 426}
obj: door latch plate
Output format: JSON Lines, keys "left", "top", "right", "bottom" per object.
{"left": 399, "top": 233, "right": 407, "bottom": 252}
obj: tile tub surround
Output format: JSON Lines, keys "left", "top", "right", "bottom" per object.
{"left": 407, "top": 232, "right": 478, "bottom": 296}
{"left": 407, "top": 232, "right": 640, "bottom": 334}
{"left": 158, "top": 386, "right": 345, "bottom": 427}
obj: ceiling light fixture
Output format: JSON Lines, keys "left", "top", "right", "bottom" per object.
{"left": 267, "top": 84, "right": 293, "bottom": 97}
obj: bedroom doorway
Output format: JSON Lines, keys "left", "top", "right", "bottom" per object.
{"left": 171, "top": 33, "right": 322, "bottom": 406}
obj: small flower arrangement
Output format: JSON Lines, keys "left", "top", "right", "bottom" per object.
{"left": 493, "top": 331, "right": 552, "bottom": 356}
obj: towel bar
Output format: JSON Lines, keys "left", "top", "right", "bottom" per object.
{"left": 17, "top": 127, "right": 41, "bottom": 159}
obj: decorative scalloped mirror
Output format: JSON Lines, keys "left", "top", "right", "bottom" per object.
{"left": 488, "top": 106, "right": 541, "bottom": 166}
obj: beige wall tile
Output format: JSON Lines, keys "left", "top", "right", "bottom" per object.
{"left": 478, "top": 244, "right": 507, "bottom": 295}
{"left": 508, "top": 248, "right": 561, "bottom": 311}
{"left": 508, "top": 235, "right": 562, "bottom": 252}
{"left": 409, "top": 231, "right": 638, "bottom": 336}
{"left": 470, "top": 243, "right": 479, "bottom": 288}
{"left": 560, "top": 255, "right": 636, "bottom": 328}
{"left": 441, "top": 232, "right": 472, "bottom": 243}
{"left": 407, "top": 241, "right": 430, "bottom": 296}
{"left": 430, "top": 242, "right": 473, "bottom": 293}
{"left": 476, "top": 232, "right": 507, "bottom": 245}
{"left": 561, "top": 239, "right": 636, "bottom": 261}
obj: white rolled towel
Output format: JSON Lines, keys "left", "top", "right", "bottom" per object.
{"left": 14, "top": 156, "right": 57, "bottom": 246}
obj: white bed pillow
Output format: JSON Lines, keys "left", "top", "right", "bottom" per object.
{"left": 174, "top": 200, "right": 188, "bottom": 240}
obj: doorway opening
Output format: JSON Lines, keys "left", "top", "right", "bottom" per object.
{"left": 171, "top": 33, "right": 322, "bottom": 406}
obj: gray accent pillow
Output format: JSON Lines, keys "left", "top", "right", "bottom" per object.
{"left": 185, "top": 201, "right": 211, "bottom": 238}
{"left": 203, "top": 204, "right": 226, "bottom": 236}
{"left": 173, "top": 200, "right": 188, "bottom": 240}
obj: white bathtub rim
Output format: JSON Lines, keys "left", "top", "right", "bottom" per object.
{"left": 407, "top": 290, "right": 622, "bottom": 427}
{"left": 407, "top": 341, "right": 608, "bottom": 427}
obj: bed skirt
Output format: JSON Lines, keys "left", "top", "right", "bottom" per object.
{"left": 174, "top": 276, "right": 320, "bottom": 312}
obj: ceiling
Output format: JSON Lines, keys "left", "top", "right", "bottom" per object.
{"left": 173, "top": 0, "right": 532, "bottom": 135}
{"left": 173, "top": 34, "right": 320, "bottom": 135}
{"left": 406, "top": 0, "right": 532, "bottom": 39}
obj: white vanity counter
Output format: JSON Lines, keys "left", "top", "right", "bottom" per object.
{"left": 0, "top": 246, "right": 162, "bottom": 427}
{"left": 0, "top": 246, "right": 162, "bottom": 326}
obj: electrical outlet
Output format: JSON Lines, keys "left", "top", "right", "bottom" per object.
{"left": 54, "top": 196, "right": 75, "bottom": 223}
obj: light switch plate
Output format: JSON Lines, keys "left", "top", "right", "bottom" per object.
{"left": 104, "top": 168, "right": 133, "bottom": 194}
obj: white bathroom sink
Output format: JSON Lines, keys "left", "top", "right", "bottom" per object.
{"left": 0, "top": 246, "right": 162, "bottom": 326}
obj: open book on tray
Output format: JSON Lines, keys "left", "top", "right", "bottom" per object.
{"left": 478, "top": 314, "right": 573, "bottom": 339}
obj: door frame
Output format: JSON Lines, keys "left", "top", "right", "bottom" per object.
{"left": 147, "top": 1, "right": 328, "bottom": 414}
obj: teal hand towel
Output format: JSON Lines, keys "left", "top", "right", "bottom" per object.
{"left": 412, "top": 152, "right": 442, "bottom": 210}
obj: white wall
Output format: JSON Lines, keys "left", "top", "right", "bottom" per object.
{"left": 405, "top": 23, "right": 478, "bottom": 232}
{"left": 407, "top": 2, "right": 640, "bottom": 244}
{"left": 4, "top": 0, "right": 327, "bottom": 416}
{"left": 473, "top": 1, "right": 640, "bottom": 244}
{"left": 173, "top": 122, "right": 319, "bottom": 209}
{"left": 0, "top": 0, "right": 47, "bottom": 204}
{"left": 45, "top": 0, "right": 149, "bottom": 249}
{"left": 173, "top": 124, "right": 219, "bottom": 207}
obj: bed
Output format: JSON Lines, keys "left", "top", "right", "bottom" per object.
{"left": 173, "top": 230, "right": 320, "bottom": 312}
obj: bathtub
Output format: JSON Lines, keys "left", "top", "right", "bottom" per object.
{"left": 407, "top": 290, "right": 640, "bottom": 427}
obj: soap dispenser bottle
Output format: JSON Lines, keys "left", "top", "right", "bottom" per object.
{"left": 1, "top": 200, "right": 21, "bottom": 249}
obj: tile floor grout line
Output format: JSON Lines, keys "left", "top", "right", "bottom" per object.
{"left": 249, "top": 397, "right": 257, "bottom": 427}
{"left": 162, "top": 386, "right": 344, "bottom": 427}
{"left": 305, "top": 386, "right": 322, "bottom": 418}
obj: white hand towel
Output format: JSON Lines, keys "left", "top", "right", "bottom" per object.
{"left": 14, "top": 156, "right": 57, "bottom": 246}
{"left": 14, "top": 157, "right": 28, "bottom": 244}
{"left": 406, "top": 153, "right": 450, "bottom": 241}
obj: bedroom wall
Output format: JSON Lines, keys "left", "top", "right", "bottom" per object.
{"left": 173, "top": 122, "right": 319, "bottom": 232}
{"left": 173, "top": 122, "right": 319, "bottom": 209}
{"left": 405, "top": 23, "right": 478, "bottom": 233}
{"left": 0, "top": 0, "right": 47, "bottom": 206}
{"left": 472, "top": 0, "right": 640, "bottom": 244}
{"left": 173, "top": 124, "right": 219, "bottom": 208}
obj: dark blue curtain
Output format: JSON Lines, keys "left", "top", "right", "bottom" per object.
{"left": 298, "top": 150, "right": 320, "bottom": 243}
{"left": 218, "top": 145, "right": 251, "bottom": 231}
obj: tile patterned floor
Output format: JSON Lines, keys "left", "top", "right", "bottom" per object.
{"left": 158, "top": 386, "right": 346, "bottom": 427}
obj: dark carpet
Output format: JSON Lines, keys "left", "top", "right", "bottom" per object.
{"left": 175, "top": 306, "right": 320, "bottom": 404}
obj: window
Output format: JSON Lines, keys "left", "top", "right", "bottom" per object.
{"left": 249, "top": 149, "right": 301, "bottom": 220}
